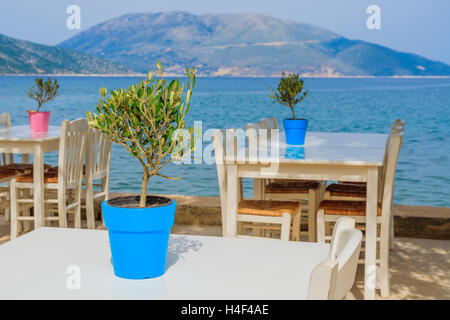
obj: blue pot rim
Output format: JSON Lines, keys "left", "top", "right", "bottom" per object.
{"left": 104, "top": 195, "right": 173, "bottom": 210}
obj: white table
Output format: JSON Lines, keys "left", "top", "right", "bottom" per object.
{"left": 0, "top": 125, "right": 60, "bottom": 227}
{"left": 0, "top": 228, "right": 330, "bottom": 299}
{"left": 224, "top": 131, "right": 388, "bottom": 300}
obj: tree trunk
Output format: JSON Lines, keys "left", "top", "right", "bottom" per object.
{"left": 139, "top": 171, "right": 150, "bottom": 208}
{"left": 290, "top": 105, "right": 296, "bottom": 120}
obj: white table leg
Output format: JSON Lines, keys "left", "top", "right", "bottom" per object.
{"left": 33, "top": 145, "right": 45, "bottom": 228}
{"left": 365, "top": 167, "right": 379, "bottom": 300}
{"left": 226, "top": 164, "right": 238, "bottom": 237}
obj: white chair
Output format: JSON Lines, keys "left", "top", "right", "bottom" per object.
{"left": 307, "top": 217, "right": 362, "bottom": 300}
{"left": 0, "top": 112, "right": 13, "bottom": 221}
{"left": 12, "top": 119, "right": 88, "bottom": 237}
{"left": 0, "top": 112, "right": 13, "bottom": 165}
{"left": 83, "top": 128, "right": 112, "bottom": 229}
{"left": 0, "top": 167, "right": 33, "bottom": 222}
{"left": 324, "top": 119, "right": 405, "bottom": 201}
{"left": 316, "top": 126, "right": 404, "bottom": 298}
{"left": 261, "top": 117, "right": 278, "bottom": 131}
{"left": 245, "top": 119, "right": 322, "bottom": 241}
{"left": 212, "top": 129, "right": 301, "bottom": 241}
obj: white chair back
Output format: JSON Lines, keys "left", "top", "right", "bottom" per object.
{"left": 380, "top": 126, "right": 404, "bottom": 219}
{"left": 85, "top": 128, "right": 112, "bottom": 181}
{"left": 262, "top": 117, "right": 278, "bottom": 130}
{"left": 308, "top": 217, "right": 362, "bottom": 300}
{"left": 0, "top": 112, "right": 12, "bottom": 165}
{"left": 57, "top": 119, "right": 88, "bottom": 188}
{"left": 380, "top": 120, "right": 405, "bottom": 191}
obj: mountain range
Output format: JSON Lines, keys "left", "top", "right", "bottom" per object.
{"left": 0, "top": 33, "right": 131, "bottom": 74}
{"left": 59, "top": 11, "right": 450, "bottom": 77}
{"left": 2, "top": 11, "right": 450, "bottom": 76}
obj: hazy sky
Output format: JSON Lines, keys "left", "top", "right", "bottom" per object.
{"left": 1, "top": 0, "right": 449, "bottom": 64}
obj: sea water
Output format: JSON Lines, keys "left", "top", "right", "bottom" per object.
{"left": 1, "top": 76, "right": 449, "bottom": 207}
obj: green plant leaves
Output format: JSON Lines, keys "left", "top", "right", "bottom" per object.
{"left": 269, "top": 72, "right": 308, "bottom": 119}
{"left": 28, "top": 77, "right": 59, "bottom": 112}
{"left": 86, "top": 61, "right": 197, "bottom": 204}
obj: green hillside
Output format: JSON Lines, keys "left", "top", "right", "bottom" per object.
{"left": 0, "top": 33, "right": 131, "bottom": 74}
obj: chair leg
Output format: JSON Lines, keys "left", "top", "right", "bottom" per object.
{"left": 316, "top": 209, "right": 326, "bottom": 243}
{"left": 9, "top": 179, "right": 18, "bottom": 240}
{"left": 291, "top": 208, "right": 301, "bottom": 241}
{"left": 308, "top": 189, "right": 317, "bottom": 242}
{"left": 379, "top": 223, "right": 390, "bottom": 297}
{"left": 22, "top": 189, "right": 32, "bottom": 232}
{"left": 389, "top": 206, "right": 395, "bottom": 250}
{"left": 58, "top": 188, "right": 68, "bottom": 228}
{"left": 280, "top": 213, "right": 291, "bottom": 241}
{"left": 85, "top": 179, "right": 95, "bottom": 229}
{"left": 74, "top": 186, "right": 82, "bottom": 229}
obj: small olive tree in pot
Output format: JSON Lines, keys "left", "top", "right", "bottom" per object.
{"left": 269, "top": 72, "right": 309, "bottom": 145}
{"left": 28, "top": 77, "right": 59, "bottom": 133}
{"left": 87, "top": 62, "right": 196, "bottom": 279}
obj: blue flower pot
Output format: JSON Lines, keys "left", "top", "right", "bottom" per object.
{"left": 283, "top": 119, "right": 308, "bottom": 145}
{"left": 102, "top": 196, "right": 176, "bottom": 279}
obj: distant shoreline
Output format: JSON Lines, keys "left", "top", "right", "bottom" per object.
{"left": 1, "top": 73, "right": 450, "bottom": 79}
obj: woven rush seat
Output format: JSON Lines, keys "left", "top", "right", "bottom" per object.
{"left": 326, "top": 183, "right": 367, "bottom": 197}
{"left": 341, "top": 181, "right": 366, "bottom": 185}
{"left": 238, "top": 200, "right": 299, "bottom": 217}
{"left": 2, "top": 163, "right": 52, "bottom": 172}
{"left": 0, "top": 168, "right": 20, "bottom": 180}
{"left": 265, "top": 180, "right": 320, "bottom": 193}
{"left": 318, "top": 200, "right": 381, "bottom": 216}
{"left": 16, "top": 166, "right": 59, "bottom": 183}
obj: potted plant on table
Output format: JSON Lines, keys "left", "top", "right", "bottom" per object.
{"left": 269, "top": 72, "right": 309, "bottom": 145}
{"left": 27, "top": 77, "right": 59, "bottom": 133}
{"left": 87, "top": 62, "right": 196, "bottom": 280}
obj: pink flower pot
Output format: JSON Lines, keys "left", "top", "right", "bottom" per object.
{"left": 28, "top": 111, "right": 50, "bottom": 133}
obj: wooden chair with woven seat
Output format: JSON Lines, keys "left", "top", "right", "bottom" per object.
{"left": 212, "top": 128, "right": 301, "bottom": 241}
{"left": 323, "top": 119, "right": 405, "bottom": 249}
{"left": 307, "top": 217, "right": 362, "bottom": 300}
{"left": 82, "top": 128, "right": 112, "bottom": 229}
{"left": 0, "top": 112, "right": 13, "bottom": 221}
{"left": 316, "top": 126, "right": 404, "bottom": 298}
{"left": 11, "top": 119, "right": 88, "bottom": 238}
{"left": 0, "top": 166, "right": 35, "bottom": 232}
{"left": 245, "top": 119, "right": 323, "bottom": 242}
{"left": 325, "top": 119, "right": 405, "bottom": 201}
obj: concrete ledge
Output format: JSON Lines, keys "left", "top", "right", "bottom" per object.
{"left": 108, "top": 193, "right": 450, "bottom": 240}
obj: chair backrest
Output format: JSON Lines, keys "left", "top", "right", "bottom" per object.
{"left": 85, "top": 128, "right": 112, "bottom": 181}
{"left": 381, "top": 119, "right": 405, "bottom": 182}
{"left": 245, "top": 120, "right": 278, "bottom": 150}
{"left": 262, "top": 117, "right": 278, "bottom": 130}
{"left": 57, "top": 119, "right": 88, "bottom": 188}
{"left": 380, "top": 125, "right": 404, "bottom": 219}
{"left": 0, "top": 112, "right": 12, "bottom": 166}
{"left": 307, "top": 217, "right": 362, "bottom": 300}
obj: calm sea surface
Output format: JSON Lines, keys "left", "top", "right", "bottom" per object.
{"left": 0, "top": 76, "right": 449, "bottom": 207}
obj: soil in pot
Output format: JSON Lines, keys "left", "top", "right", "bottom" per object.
{"left": 107, "top": 195, "right": 172, "bottom": 209}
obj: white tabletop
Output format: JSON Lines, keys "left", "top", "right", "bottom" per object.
{"left": 0, "top": 228, "right": 330, "bottom": 300}
{"left": 0, "top": 125, "right": 60, "bottom": 142}
{"left": 228, "top": 131, "right": 388, "bottom": 166}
